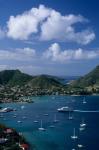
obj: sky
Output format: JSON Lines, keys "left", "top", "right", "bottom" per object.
{"left": 0, "top": 0, "right": 99, "bottom": 76}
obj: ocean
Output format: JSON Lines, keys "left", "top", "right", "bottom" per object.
{"left": 0, "top": 95, "right": 99, "bottom": 150}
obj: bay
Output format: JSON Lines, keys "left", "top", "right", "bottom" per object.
{"left": 0, "top": 95, "right": 99, "bottom": 150}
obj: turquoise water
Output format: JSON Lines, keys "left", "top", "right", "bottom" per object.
{"left": 0, "top": 95, "right": 99, "bottom": 150}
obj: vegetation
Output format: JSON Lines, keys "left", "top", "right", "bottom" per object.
{"left": 0, "top": 70, "right": 63, "bottom": 88}
{"left": 70, "top": 65, "right": 99, "bottom": 88}
{"left": 0, "top": 124, "right": 30, "bottom": 150}
{"left": 0, "top": 66, "right": 99, "bottom": 103}
{"left": 27, "top": 75, "right": 63, "bottom": 89}
{"left": 0, "top": 70, "right": 32, "bottom": 86}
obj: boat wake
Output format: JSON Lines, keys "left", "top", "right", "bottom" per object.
{"left": 74, "top": 110, "right": 99, "bottom": 113}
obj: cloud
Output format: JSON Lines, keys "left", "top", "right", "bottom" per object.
{"left": 7, "top": 5, "right": 95, "bottom": 44}
{"left": 43, "top": 43, "right": 99, "bottom": 62}
{"left": 0, "top": 47, "right": 36, "bottom": 61}
{"left": 7, "top": 5, "right": 51, "bottom": 40}
{"left": 40, "top": 10, "right": 95, "bottom": 45}
{"left": 0, "top": 44, "right": 98, "bottom": 74}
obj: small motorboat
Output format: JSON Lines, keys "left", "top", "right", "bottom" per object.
{"left": 0, "top": 107, "right": 15, "bottom": 113}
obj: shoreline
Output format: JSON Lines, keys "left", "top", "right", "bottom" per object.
{"left": 0, "top": 124, "right": 31, "bottom": 150}
{"left": 0, "top": 94, "right": 99, "bottom": 104}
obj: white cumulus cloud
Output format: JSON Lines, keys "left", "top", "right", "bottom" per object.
{"left": 7, "top": 5, "right": 51, "bottom": 40}
{"left": 7, "top": 4, "right": 95, "bottom": 45}
{"left": 43, "top": 43, "right": 99, "bottom": 63}
{"left": 40, "top": 10, "right": 95, "bottom": 45}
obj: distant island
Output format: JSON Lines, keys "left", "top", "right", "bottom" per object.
{"left": 0, "top": 65, "right": 99, "bottom": 103}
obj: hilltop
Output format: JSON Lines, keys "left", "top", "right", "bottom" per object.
{"left": 0, "top": 70, "right": 33, "bottom": 86}
{"left": 0, "top": 66, "right": 99, "bottom": 103}
{"left": 27, "top": 75, "right": 63, "bottom": 89}
{"left": 0, "top": 70, "right": 65, "bottom": 102}
{"left": 0, "top": 70, "right": 63, "bottom": 88}
{"left": 70, "top": 65, "right": 99, "bottom": 88}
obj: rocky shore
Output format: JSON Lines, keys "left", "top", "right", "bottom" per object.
{"left": 0, "top": 124, "right": 30, "bottom": 150}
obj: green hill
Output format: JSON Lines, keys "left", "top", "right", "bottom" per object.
{"left": 0, "top": 70, "right": 33, "bottom": 86}
{"left": 27, "top": 75, "right": 63, "bottom": 89}
{"left": 0, "top": 70, "right": 63, "bottom": 89}
{"left": 70, "top": 65, "right": 99, "bottom": 88}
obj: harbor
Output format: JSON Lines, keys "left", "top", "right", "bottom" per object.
{"left": 0, "top": 95, "right": 99, "bottom": 150}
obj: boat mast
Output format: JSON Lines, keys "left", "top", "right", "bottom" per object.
{"left": 40, "top": 120, "right": 42, "bottom": 128}
{"left": 74, "top": 128, "right": 75, "bottom": 136}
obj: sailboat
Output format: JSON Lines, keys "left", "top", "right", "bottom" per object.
{"left": 34, "top": 120, "right": 39, "bottom": 123}
{"left": 83, "top": 97, "right": 87, "bottom": 104}
{"left": 49, "top": 125, "right": 55, "bottom": 128}
{"left": 17, "top": 120, "right": 22, "bottom": 123}
{"left": 79, "top": 118, "right": 86, "bottom": 131}
{"left": 38, "top": 120, "right": 46, "bottom": 131}
{"left": 68, "top": 111, "right": 73, "bottom": 120}
{"left": 80, "top": 118, "right": 86, "bottom": 127}
{"left": 53, "top": 114, "right": 59, "bottom": 123}
{"left": 78, "top": 144, "right": 83, "bottom": 148}
{"left": 43, "top": 113, "right": 49, "bottom": 116}
{"left": 71, "top": 128, "right": 78, "bottom": 139}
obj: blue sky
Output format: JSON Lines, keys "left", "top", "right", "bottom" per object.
{"left": 0, "top": 0, "right": 99, "bottom": 76}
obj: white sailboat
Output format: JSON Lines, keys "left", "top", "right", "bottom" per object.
{"left": 49, "top": 125, "right": 55, "bottom": 128}
{"left": 38, "top": 120, "right": 46, "bottom": 131}
{"left": 68, "top": 111, "right": 73, "bottom": 120}
{"left": 34, "top": 120, "right": 39, "bottom": 123}
{"left": 83, "top": 97, "right": 86, "bottom": 104}
{"left": 78, "top": 144, "right": 83, "bottom": 148}
{"left": 44, "top": 113, "right": 49, "bottom": 116}
{"left": 80, "top": 118, "right": 86, "bottom": 127}
{"left": 79, "top": 126, "right": 85, "bottom": 131}
{"left": 17, "top": 120, "right": 22, "bottom": 123}
{"left": 53, "top": 114, "right": 59, "bottom": 123}
{"left": 71, "top": 128, "right": 78, "bottom": 139}
{"left": 79, "top": 118, "right": 86, "bottom": 131}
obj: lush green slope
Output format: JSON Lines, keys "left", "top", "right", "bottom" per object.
{"left": 70, "top": 65, "right": 99, "bottom": 88}
{"left": 0, "top": 70, "right": 33, "bottom": 86}
{"left": 28, "top": 75, "right": 63, "bottom": 89}
{"left": 0, "top": 70, "right": 63, "bottom": 88}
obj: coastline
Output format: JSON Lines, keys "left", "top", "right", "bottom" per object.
{"left": 0, "top": 93, "right": 99, "bottom": 104}
{"left": 0, "top": 124, "right": 31, "bottom": 150}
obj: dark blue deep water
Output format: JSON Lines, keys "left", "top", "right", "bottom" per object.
{"left": 0, "top": 95, "right": 99, "bottom": 150}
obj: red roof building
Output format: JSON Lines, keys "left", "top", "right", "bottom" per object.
{"left": 20, "top": 143, "right": 29, "bottom": 150}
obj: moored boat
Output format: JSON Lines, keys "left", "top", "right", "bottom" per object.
{"left": 57, "top": 106, "right": 73, "bottom": 112}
